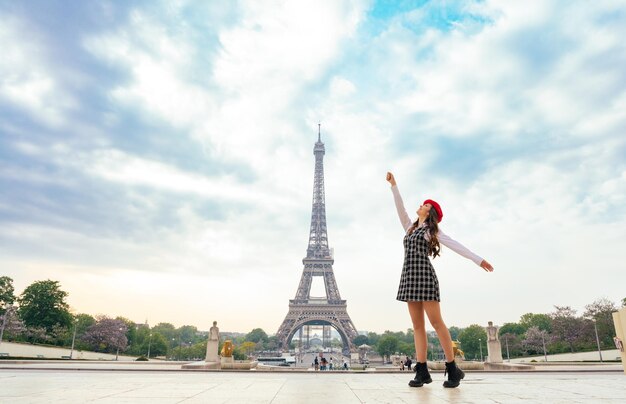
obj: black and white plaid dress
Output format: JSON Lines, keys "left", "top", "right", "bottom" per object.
{"left": 396, "top": 225, "right": 440, "bottom": 302}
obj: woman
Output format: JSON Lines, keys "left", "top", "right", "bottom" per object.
{"left": 386, "top": 172, "right": 493, "bottom": 388}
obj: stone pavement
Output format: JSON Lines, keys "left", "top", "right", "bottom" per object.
{"left": 0, "top": 365, "right": 624, "bottom": 403}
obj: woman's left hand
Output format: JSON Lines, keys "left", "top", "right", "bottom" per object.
{"left": 480, "top": 260, "right": 494, "bottom": 272}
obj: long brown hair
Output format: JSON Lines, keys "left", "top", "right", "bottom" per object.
{"left": 407, "top": 208, "right": 441, "bottom": 258}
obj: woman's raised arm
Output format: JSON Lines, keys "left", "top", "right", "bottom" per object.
{"left": 387, "top": 172, "right": 412, "bottom": 232}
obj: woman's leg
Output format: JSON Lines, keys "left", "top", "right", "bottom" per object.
{"left": 407, "top": 302, "right": 428, "bottom": 362}
{"left": 423, "top": 301, "right": 454, "bottom": 362}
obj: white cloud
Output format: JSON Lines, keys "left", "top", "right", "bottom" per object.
{"left": 83, "top": 13, "right": 216, "bottom": 129}
{"left": 83, "top": 1, "right": 366, "bottom": 173}
{"left": 0, "top": 16, "right": 76, "bottom": 128}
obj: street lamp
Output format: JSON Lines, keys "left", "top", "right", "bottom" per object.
{"left": 147, "top": 333, "right": 152, "bottom": 359}
{"left": 177, "top": 337, "right": 183, "bottom": 361}
{"left": 592, "top": 319, "right": 603, "bottom": 362}
{"left": 69, "top": 319, "right": 78, "bottom": 359}
{"left": 478, "top": 338, "right": 483, "bottom": 362}
{"left": 115, "top": 327, "right": 123, "bottom": 361}
{"left": 541, "top": 332, "right": 548, "bottom": 362}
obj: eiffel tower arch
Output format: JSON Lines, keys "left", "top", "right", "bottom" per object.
{"left": 276, "top": 125, "right": 358, "bottom": 353}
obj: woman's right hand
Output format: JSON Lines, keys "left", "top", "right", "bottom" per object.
{"left": 386, "top": 172, "right": 396, "bottom": 186}
{"left": 480, "top": 260, "right": 494, "bottom": 272}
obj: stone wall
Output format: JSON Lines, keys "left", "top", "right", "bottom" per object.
{"left": 0, "top": 341, "right": 138, "bottom": 360}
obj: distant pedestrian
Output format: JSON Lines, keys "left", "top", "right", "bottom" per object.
{"left": 314, "top": 356, "right": 319, "bottom": 371}
{"left": 329, "top": 357, "right": 333, "bottom": 370}
{"left": 405, "top": 357, "right": 412, "bottom": 371}
{"left": 386, "top": 172, "right": 494, "bottom": 388}
{"left": 343, "top": 359, "right": 348, "bottom": 370}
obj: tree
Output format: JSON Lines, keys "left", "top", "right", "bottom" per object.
{"left": 152, "top": 323, "right": 177, "bottom": 346}
{"left": 519, "top": 313, "right": 552, "bottom": 332}
{"left": 232, "top": 345, "right": 245, "bottom": 360}
{"left": 188, "top": 340, "right": 207, "bottom": 360}
{"left": 499, "top": 322, "right": 526, "bottom": 336}
{"left": 457, "top": 325, "right": 488, "bottom": 360}
{"left": 353, "top": 335, "right": 369, "bottom": 346}
{"left": 448, "top": 326, "right": 461, "bottom": 341}
{"left": 17, "top": 280, "right": 72, "bottom": 332}
{"left": 427, "top": 331, "right": 442, "bottom": 360}
{"left": 550, "top": 306, "right": 587, "bottom": 353}
{"left": 266, "top": 335, "right": 278, "bottom": 351}
{"left": 523, "top": 326, "right": 547, "bottom": 356}
{"left": 81, "top": 316, "right": 128, "bottom": 353}
{"left": 404, "top": 328, "right": 414, "bottom": 344}
{"left": 26, "top": 326, "right": 50, "bottom": 344}
{"left": 241, "top": 341, "right": 256, "bottom": 357}
{"left": 71, "top": 314, "right": 96, "bottom": 350}
{"left": 583, "top": 298, "right": 618, "bottom": 349}
{"left": 367, "top": 332, "right": 380, "bottom": 347}
{"left": 178, "top": 325, "right": 199, "bottom": 345}
{"left": 0, "top": 276, "right": 15, "bottom": 315}
{"left": 75, "top": 314, "right": 96, "bottom": 334}
{"left": 376, "top": 334, "right": 399, "bottom": 361}
{"left": 129, "top": 326, "right": 151, "bottom": 356}
{"left": 499, "top": 332, "right": 524, "bottom": 359}
{"left": 245, "top": 328, "right": 268, "bottom": 343}
{"left": 622, "top": 297, "right": 626, "bottom": 307}
{"left": 116, "top": 317, "right": 138, "bottom": 351}
{"left": 147, "top": 332, "right": 168, "bottom": 357}
{"left": 0, "top": 305, "right": 25, "bottom": 342}
{"left": 50, "top": 323, "right": 72, "bottom": 346}
{"left": 397, "top": 341, "right": 415, "bottom": 357}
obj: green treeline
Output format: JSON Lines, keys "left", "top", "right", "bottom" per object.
{"left": 361, "top": 298, "right": 622, "bottom": 362}
{"left": 1, "top": 276, "right": 624, "bottom": 361}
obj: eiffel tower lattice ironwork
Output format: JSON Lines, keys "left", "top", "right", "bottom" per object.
{"left": 276, "top": 125, "right": 358, "bottom": 353}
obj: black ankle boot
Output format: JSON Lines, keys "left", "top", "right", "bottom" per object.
{"left": 418, "top": 362, "right": 432, "bottom": 384}
{"left": 443, "top": 360, "right": 465, "bottom": 388}
{"left": 408, "top": 362, "right": 432, "bottom": 387}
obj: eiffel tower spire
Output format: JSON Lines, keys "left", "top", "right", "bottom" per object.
{"left": 307, "top": 124, "right": 330, "bottom": 259}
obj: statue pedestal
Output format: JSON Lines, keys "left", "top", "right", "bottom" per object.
{"left": 206, "top": 340, "right": 219, "bottom": 363}
{"left": 221, "top": 356, "right": 234, "bottom": 368}
{"left": 487, "top": 340, "right": 503, "bottom": 363}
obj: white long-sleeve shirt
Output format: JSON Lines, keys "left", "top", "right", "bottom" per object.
{"left": 391, "top": 185, "right": 483, "bottom": 266}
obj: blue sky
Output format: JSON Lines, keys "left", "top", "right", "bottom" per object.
{"left": 1, "top": 0, "right": 625, "bottom": 334}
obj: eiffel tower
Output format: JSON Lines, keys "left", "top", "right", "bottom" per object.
{"left": 276, "top": 125, "right": 358, "bottom": 353}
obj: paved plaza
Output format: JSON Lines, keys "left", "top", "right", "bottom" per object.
{"left": 0, "top": 364, "right": 624, "bottom": 403}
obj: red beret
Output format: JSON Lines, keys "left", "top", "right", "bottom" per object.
{"left": 423, "top": 199, "right": 443, "bottom": 223}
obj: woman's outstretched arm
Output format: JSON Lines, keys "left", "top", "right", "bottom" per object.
{"left": 438, "top": 230, "right": 494, "bottom": 272}
{"left": 387, "top": 172, "right": 412, "bottom": 232}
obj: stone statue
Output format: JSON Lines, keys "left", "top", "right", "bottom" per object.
{"left": 485, "top": 321, "right": 503, "bottom": 363}
{"left": 205, "top": 321, "right": 220, "bottom": 363}
{"left": 221, "top": 340, "right": 234, "bottom": 357}
{"left": 487, "top": 321, "right": 499, "bottom": 341}
{"left": 209, "top": 321, "right": 220, "bottom": 341}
